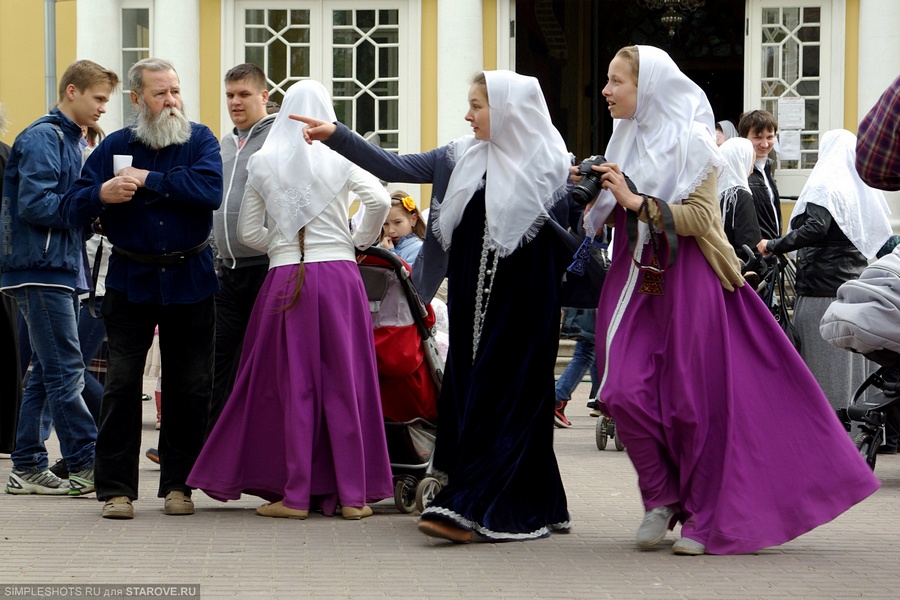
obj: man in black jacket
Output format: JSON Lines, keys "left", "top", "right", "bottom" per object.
{"left": 739, "top": 110, "right": 782, "bottom": 240}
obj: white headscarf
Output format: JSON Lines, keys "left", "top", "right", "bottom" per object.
{"left": 246, "top": 80, "right": 352, "bottom": 242}
{"left": 585, "top": 45, "right": 724, "bottom": 239}
{"left": 434, "top": 70, "right": 571, "bottom": 257}
{"left": 789, "top": 129, "right": 891, "bottom": 259}
{"left": 717, "top": 119, "right": 739, "bottom": 141}
{"left": 717, "top": 137, "right": 754, "bottom": 226}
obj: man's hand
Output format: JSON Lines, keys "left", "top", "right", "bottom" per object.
{"left": 757, "top": 239, "right": 770, "bottom": 256}
{"left": 100, "top": 176, "right": 142, "bottom": 204}
{"left": 116, "top": 166, "right": 149, "bottom": 187}
{"left": 290, "top": 115, "right": 337, "bottom": 144}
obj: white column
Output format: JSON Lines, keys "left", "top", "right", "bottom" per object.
{"left": 154, "top": 0, "right": 201, "bottom": 122}
{"left": 436, "top": 0, "right": 483, "bottom": 144}
{"left": 858, "top": 0, "right": 900, "bottom": 230}
{"left": 77, "top": 0, "right": 123, "bottom": 128}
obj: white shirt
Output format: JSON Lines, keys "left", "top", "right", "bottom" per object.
{"left": 238, "top": 164, "right": 390, "bottom": 269}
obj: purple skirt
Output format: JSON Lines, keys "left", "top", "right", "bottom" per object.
{"left": 187, "top": 261, "right": 393, "bottom": 514}
{"left": 596, "top": 207, "right": 879, "bottom": 554}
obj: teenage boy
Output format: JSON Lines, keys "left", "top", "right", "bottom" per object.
{"left": 1, "top": 60, "right": 119, "bottom": 496}
{"left": 738, "top": 110, "right": 782, "bottom": 240}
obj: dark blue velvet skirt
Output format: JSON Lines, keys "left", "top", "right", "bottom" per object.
{"left": 420, "top": 192, "right": 571, "bottom": 541}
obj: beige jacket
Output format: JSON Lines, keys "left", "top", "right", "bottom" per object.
{"left": 637, "top": 172, "right": 745, "bottom": 292}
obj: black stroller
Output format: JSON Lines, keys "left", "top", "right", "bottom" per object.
{"left": 357, "top": 246, "right": 444, "bottom": 513}
{"left": 836, "top": 349, "right": 900, "bottom": 470}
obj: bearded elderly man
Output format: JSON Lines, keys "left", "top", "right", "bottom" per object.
{"left": 61, "top": 58, "right": 223, "bottom": 520}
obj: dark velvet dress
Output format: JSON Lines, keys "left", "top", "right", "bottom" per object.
{"left": 420, "top": 188, "right": 571, "bottom": 540}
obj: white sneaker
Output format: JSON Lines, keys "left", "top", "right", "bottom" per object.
{"left": 635, "top": 505, "right": 674, "bottom": 547}
{"left": 673, "top": 537, "right": 706, "bottom": 555}
{"left": 5, "top": 469, "right": 72, "bottom": 495}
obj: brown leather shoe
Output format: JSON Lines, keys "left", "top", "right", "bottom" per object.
{"left": 418, "top": 518, "right": 473, "bottom": 543}
{"left": 341, "top": 506, "right": 373, "bottom": 520}
{"left": 163, "top": 490, "right": 194, "bottom": 515}
{"left": 256, "top": 501, "right": 309, "bottom": 519}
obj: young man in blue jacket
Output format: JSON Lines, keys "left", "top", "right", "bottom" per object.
{"left": 1, "top": 60, "right": 119, "bottom": 496}
{"left": 61, "top": 58, "right": 223, "bottom": 519}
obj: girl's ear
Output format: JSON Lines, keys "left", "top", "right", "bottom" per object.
{"left": 410, "top": 213, "right": 418, "bottom": 226}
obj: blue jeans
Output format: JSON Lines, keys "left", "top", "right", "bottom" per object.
{"left": 555, "top": 340, "right": 598, "bottom": 403}
{"left": 7, "top": 287, "right": 96, "bottom": 473}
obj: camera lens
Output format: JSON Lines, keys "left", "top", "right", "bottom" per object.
{"left": 572, "top": 175, "right": 602, "bottom": 205}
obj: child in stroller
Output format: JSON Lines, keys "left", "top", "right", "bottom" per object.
{"left": 357, "top": 246, "right": 444, "bottom": 512}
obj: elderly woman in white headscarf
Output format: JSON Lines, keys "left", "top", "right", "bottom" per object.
{"left": 582, "top": 45, "right": 878, "bottom": 556}
{"left": 187, "top": 81, "right": 393, "bottom": 521}
{"left": 297, "top": 70, "right": 572, "bottom": 544}
{"left": 758, "top": 129, "right": 892, "bottom": 413}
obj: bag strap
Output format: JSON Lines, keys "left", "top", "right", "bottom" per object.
{"left": 625, "top": 194, "right": 679, "bottom": 274}
{"left": 88, "top": 235, "right": 104, "bottom": 319}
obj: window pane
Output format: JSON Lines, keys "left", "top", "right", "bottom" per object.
{"left": 290, "top": 9, "right": 309, "bottom": 26}
{"left": 268, "top": 38, "right": 287, "bottom": 83}
{"left": 333, "top": 10, "right": 351, "bottom": 26}
{"left": 290, "top": 47, "right": 310, "bottom": 78}
{"left": 246, "top": 9, "right": 264, "bottom": 25}
{"left": 783, "top": 8, "right": 800, "bottom": 29}
{"left": 268, "top": 10, "right": 288, "bottom": 32}
{"left": 379, "top": 47, "right": 399, "bottom": 78}
{"left": 796, "top": 80, "right": 819, "bottom": 96}
{"left": 246, "top": 46, "right": 264, "bottom": 69}
{"left": 802, "top": 46, "right": 820, "bottom": 77}
{"left": 333, "top": 48, "right": 353, "bottom": 78}
{"left": 283, "top": 27, "right": 310, "bottom": 45}
{"left": 357, "top": 10, "right": 376, "bottom": 31}
{"left": 356, "top": 92, "right": 375, "bottom": 136}
{"left": 762, "top": 8, "right": 779, "bottom": 25}
{"left": 379, "top": 10, "right": 399, "bottom": 26}
{"left": 122, "top": 9, "right": 150, "bottom": 48}
{"left": 246, "top": 27, "right": 268, "bottom": 44}
{"left": 803, "top": 7, "right": 821, "bottom": 22}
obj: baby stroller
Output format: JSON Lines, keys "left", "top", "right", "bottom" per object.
{"left": 836, "top": 350, "right": 900, "bottom": 470}
{"left": 594, "top": 410, "right": 624, "bottom": 452}
{"left": 357, "top": 246, "right": 444, "bottom": 513}
{"left": 821, "top": 245, "right": 900, "bottom": 469}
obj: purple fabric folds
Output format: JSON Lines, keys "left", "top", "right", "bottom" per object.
{"left": 187, "top": 261, "right": 393, "bottom": 514}
{"left": 597, "top": 206, "right": 879, "bottom": 555}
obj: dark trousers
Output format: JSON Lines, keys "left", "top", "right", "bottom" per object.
{"left": 209, "top": 264, "right": 268, "bottom": 434}
{"left": 0, "top": 291, "right": 22, "bottom": 453}
{"left": 96, "top": 289, "right": 214, "bottom": 500}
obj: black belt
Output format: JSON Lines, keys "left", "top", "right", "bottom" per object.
{"left": 114, "top": 241, "right": 209, "bottom": 265}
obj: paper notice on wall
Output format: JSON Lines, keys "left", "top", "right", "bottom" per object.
{"left": 778, "top": 96, "right": 805, "bottom": 130}
{"left": 779, "top": 130, "right": 801, "bottom": 161}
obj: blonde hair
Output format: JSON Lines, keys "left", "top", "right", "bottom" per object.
{"left": 616, "top": 46, "right": 640, "bottom": 85}
{"left": 0, "top": 101, "right": 9, "bottom": 136}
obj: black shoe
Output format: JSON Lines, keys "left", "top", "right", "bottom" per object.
{"left": 49, "top": 458, "right": 69, "bottom": 479}
{"left": 876, "top": 445, "right": 898, "bottom": 455}
{"left": 141, "top": 393, "right": 152, "bottom": 402}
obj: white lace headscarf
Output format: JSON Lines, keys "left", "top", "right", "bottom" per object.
{"left": 789, "top": 129, "right": 891, "bottom": 258}
{"left": 717, "top": 137, "right": 754, "bottom": 228}
{"left": 434, "top": 70, "right": 571, "bottom": 257}
{"left": 246, "top": 80, "right": 352, "bottom": 242}
{"left": 584, "top": 45, "right": 724, "bottom": 240}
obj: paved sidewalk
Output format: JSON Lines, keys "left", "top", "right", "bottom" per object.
{"left": 0, "top": 379, "right": 898, "bottom": 599}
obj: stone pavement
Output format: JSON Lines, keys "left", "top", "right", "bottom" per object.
{"left": 0, "top": 378, "right": 898, "bottom": 599}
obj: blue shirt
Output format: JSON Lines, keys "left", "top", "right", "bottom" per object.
{"left": 60, "top": 123, "right": 223, "bottom": 305}
{"left": 390, "top": 233, "right": 423, "bottom": 268}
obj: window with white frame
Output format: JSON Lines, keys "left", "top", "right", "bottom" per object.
{"left": 747, "top": 0, "right": 843, "bottom": 194}
{"left": 121, "top": 5, "right": 151, "bottom": 126}
{"left": 232, "top": 1, "right": 416, "bottom": 154}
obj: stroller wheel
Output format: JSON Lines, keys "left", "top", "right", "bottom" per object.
{"left": 595, "top": 417, "right": 608, "bottom": 451}
{"left": 415, "top": 477, "right": 442, "bottom": 513}
{"left": 854, "top": 432, "right": 879, "bottom": 471}
{"left": 394, "top": 477, "right": 418, "bottom": 513}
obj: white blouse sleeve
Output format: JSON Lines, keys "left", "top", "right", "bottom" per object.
{"left": 348, "top": 164, "right": 391, "bottom": 249}
{"left": 237, "top": 184, "right": 269, "bottom": 253}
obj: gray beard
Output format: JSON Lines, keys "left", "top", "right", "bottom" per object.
{"left": 132, "top": 102, "right": 192, "bottom": 150}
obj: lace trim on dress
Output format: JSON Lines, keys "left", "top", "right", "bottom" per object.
{"left": 421, "top": 505, "right": 571, "bottom": 541}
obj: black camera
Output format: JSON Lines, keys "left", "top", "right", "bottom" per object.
{"left": 572, "top": 155, "right": 608, "bottom": 205}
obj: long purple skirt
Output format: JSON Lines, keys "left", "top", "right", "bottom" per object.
{"left": 596, "top": 208, "right": 879, "bottom": 554}
{"left": 187, "top": 261, "right": 393, "bottom": 515}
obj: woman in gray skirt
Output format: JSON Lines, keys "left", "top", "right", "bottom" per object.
{"left": 758, "top": 128, "right": 892, "bottom": 413}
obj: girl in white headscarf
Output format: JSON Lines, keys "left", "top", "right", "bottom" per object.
{"left": 758, "top": 129, "right": 892, "bottom": 414}
{"left": 187, "top": 80, "right": 393, "bottom": 521}
{"left": 296, "top": 70, "right": 572, "bottom": 543}
{"left": 717, "top": 137, "right": 762, "bottom": 262}
{"left": 582, "top": 45, "right": 878, "bottom": 556}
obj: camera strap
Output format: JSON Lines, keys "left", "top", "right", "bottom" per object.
{"left": 625, "top": 195, "right": 678, "bottom": 274}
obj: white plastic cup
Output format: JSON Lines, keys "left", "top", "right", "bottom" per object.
{"left": 113, "top": 154, "right": 133, "bottom": 174}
